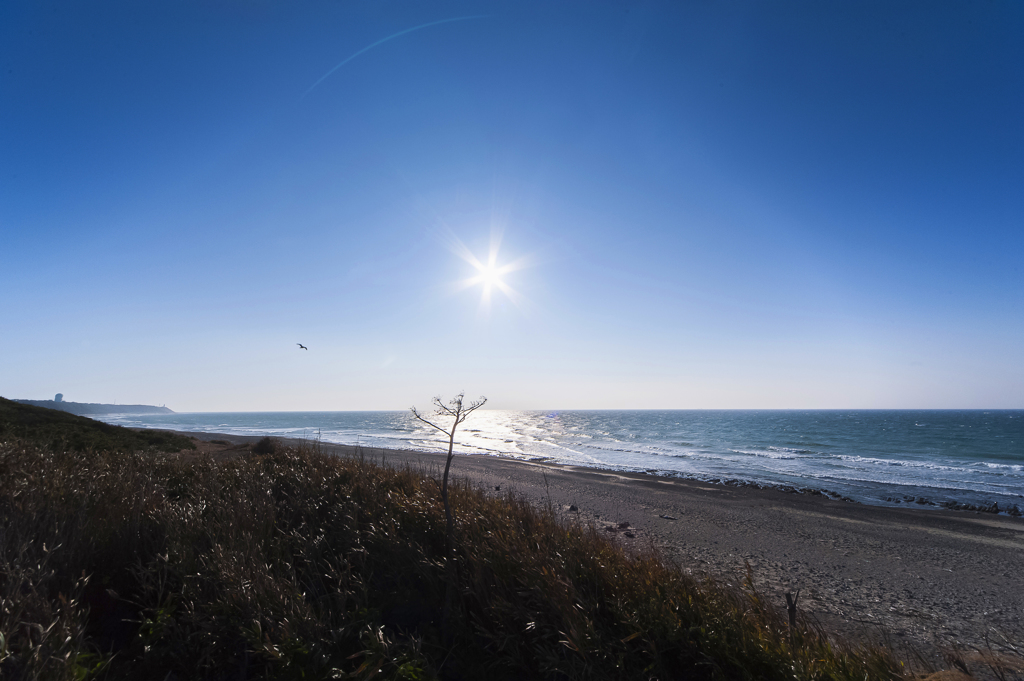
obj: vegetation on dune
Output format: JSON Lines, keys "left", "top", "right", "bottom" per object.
{"left": 0, "top": 428, "right": 915, "bottom": 681}
{"left": 0, "top": 396, "right": 194, "bottom": 453}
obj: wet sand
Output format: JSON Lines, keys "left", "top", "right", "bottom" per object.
{"left": 180, "top": 433, "right": 1024, "bottom": 668}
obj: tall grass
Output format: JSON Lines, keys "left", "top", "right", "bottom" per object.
{"left": 0, "top": 436, "right": 909, "bottom": 680}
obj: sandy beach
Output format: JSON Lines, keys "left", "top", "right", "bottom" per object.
{"left": 185, "top": 433, "right": 1024, "bottom": 669}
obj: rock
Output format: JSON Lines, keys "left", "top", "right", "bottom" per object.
{"left": 617, "top": 522, "right": 631, "bottom": 529}
{"left": 659, "top": 514, "right": 677, "bottom": 520}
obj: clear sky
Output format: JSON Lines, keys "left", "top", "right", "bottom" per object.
{"left": 2, "top": 1, "right": 1022, "bottom": 411}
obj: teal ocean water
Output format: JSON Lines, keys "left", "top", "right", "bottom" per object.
{"left": 100, "top": 410, "right": 1023, "bottom": 511}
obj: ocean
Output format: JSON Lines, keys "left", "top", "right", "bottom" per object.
{"left": 99, "top": 410, "right": 1023, "bottom": 512}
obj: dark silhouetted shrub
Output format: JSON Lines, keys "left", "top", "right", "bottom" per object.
{"left": 251, "top": 436, "right": 277, "bottom": 455}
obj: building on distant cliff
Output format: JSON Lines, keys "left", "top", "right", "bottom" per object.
{"left": 13, "top": 398, "right": 173, "bottom": 415}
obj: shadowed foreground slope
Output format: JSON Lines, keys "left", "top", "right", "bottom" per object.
{"left": 0, "top": 417, "right": 918, "bottom": 679}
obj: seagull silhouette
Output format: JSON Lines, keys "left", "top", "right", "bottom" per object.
{"left": 297, "top": 343, "right": 308, "bottom": 350}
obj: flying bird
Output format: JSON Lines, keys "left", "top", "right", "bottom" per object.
{"left": 297, "top": 343, "right": 308, "bottom": 350}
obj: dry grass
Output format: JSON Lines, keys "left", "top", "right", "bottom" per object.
{"left": 0, "top": 435, "right": 918, "bottom": 680}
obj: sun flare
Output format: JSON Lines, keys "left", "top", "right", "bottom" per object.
{"left": 466, "top": 257, "right": 516, "bottom": 303}
{"left": 475, "top": 262, "right": 503, "bottom": 290}
{"left": 446, "top": 227, "right": 532, "bottom": 311}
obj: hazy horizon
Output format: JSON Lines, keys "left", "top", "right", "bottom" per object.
{"left": 3, "top": 1, "right": 1022, "bottom": 411}
{"left": 7, "top": 397, "right": 1024, "bottom": 414}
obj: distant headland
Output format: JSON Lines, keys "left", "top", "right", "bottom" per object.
{"left": 12, "top": 395, "right": 174, "bottom": 415}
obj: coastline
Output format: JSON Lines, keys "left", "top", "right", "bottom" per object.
{"left": 106, "top": 409, "right": 1024, "bottom": 516}
{"left": 172, "top": 430, "right": 1024, "bottom": 667}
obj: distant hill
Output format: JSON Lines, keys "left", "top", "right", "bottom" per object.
{"left": 0, "top": 397, "right": 194, "bottom": 452}
{"left": 12, "top": 399, "right": 174, "bottom": 415}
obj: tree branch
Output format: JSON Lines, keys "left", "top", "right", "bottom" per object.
{"left": 410, "top": 407, "right": 450, "bottom": 435}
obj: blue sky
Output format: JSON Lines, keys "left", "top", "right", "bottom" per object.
{"left": 2, "top": 1, "right": 1022, "bottom": 410}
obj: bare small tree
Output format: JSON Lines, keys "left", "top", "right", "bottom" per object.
{"left": 410, "top": 392, "right": 487, "bottom": 550}
{"left": 411, "top": 393, "right": 486, "bottom": 641}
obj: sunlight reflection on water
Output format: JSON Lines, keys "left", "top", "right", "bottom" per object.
{"left": 100, "top": 409, "right": 1023, "bottom": 509}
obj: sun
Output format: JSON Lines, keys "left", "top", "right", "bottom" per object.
{"left": 474, "top": 262, "right": 504, "bottom": 291}
{"left": 466, "top": 257, "right": 515, "bottom": 305}
{"left": 447, "top": 227, "right": 532, "bottom": 311}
